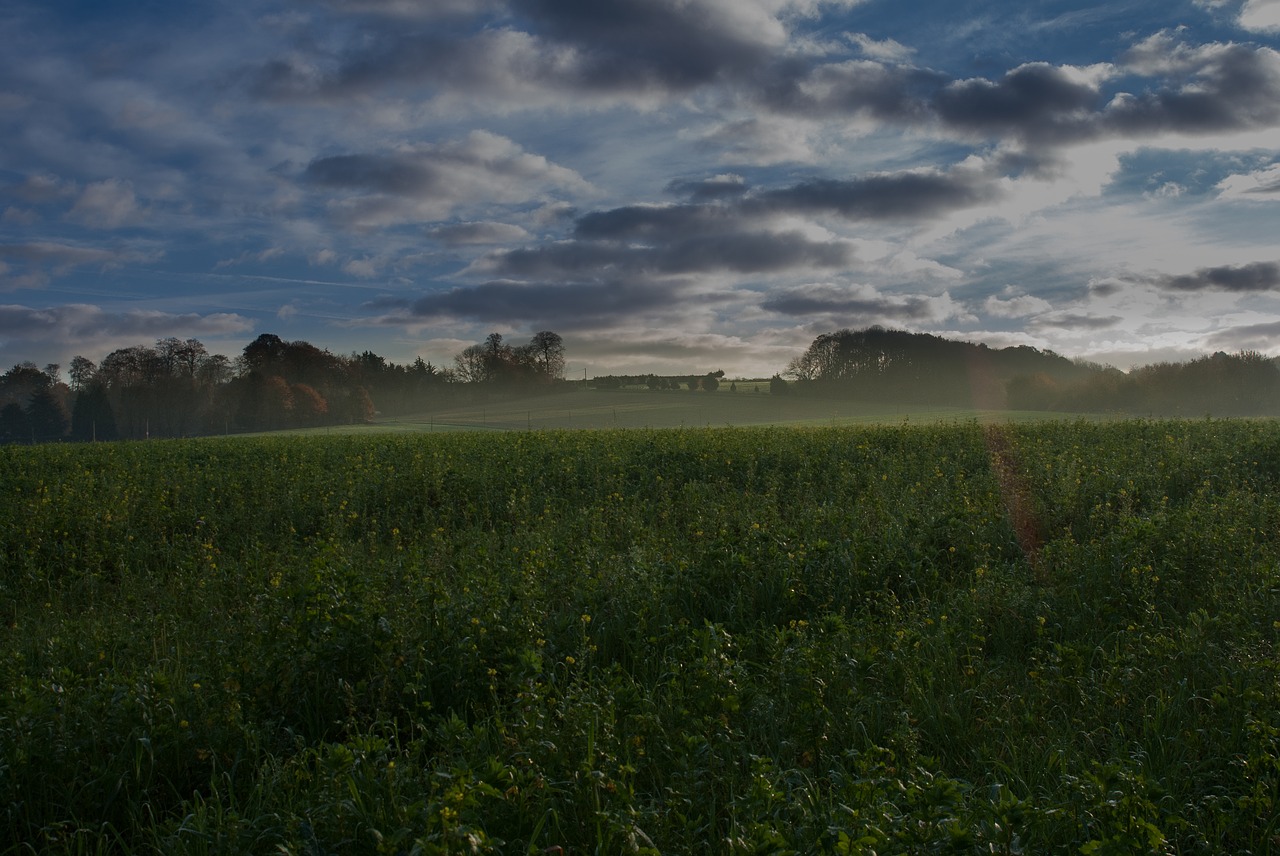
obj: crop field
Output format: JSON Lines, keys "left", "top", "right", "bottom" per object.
{"left": 2, "top": 421, "right": 1278, "bottom": 854}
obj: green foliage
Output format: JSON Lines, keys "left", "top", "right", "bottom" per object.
{"left": 2, "top": 421, "right": 1279, "bottom": 853}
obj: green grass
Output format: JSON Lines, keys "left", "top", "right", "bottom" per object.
{"left": 289, "top": 387, "right": 1098, "bottom": 435}
{"left": 2, "top": 421, "right": 1278, "bottom": 853}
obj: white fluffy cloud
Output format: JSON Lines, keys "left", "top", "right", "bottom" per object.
{"left": 1240, "top": 0, "right": 1280, "bottom": 32}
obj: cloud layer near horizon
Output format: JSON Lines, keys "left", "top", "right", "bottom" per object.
{"left": 1, "top": 0, "right": 1279, "bottom": 374}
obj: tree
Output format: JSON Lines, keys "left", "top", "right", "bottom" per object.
{"left": 290, "top": 383, "right": 329, "bottom": 425}
{"left": 69, "top": 356, "right": 96, "bottom": 392}
{"left": 98, "top": 345, "right": 163, "bottom": 388}
{"left": 529, "top": 331, "right": 566, "bottom": 380}
{"left": 0, "top": 362, "right": 51, "bottom": 408}
{"left": 0, "top": 403, "right": 30, "bottom": 443}
{"left": 453, "top": 344, "right": 488, "bottom": 384}
{"left": 197, "top": 354, "right": 232, "bottom": 387}
{"left": 156, "top": 337, "right": 209, "bottom": 379}
{"left": 242, "top": 333, "right": 288, "bottom": 372}
{"left": 482, "top": 333, "right": 514, "bottom": 383}
{"left": 702, "top": 374, "right": 720, "bottom": 392}
{"left": 27, "top": 388, "right": 69, "bottom": 441}
{"left": 70, "top": 384, "right": 117, "bottom": 441}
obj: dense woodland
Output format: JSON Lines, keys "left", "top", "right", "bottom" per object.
{"left": 781, "top": 327, "right": 1280, "bottom": 416}
{"left": 2, "top": 325, "right": 1278, "bottom": 442}
{"left": 0, "top": 330, "right": 566, "bottom": 442}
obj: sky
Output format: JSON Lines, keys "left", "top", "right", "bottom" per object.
{"left": 2, "top": 0, "right": 1280, "bottom": 378}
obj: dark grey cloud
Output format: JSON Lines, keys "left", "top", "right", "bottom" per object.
{"left": 1030, "top": 313, "right": 1123, "bottom": 331}
{"left": 666, "top": 174, "right": 749, "bottom": 202}
{"left": 298, "top": 133, "right": 587, "bottom": 229}
{"left": 661, "top": 232, "right": 851, "bottom": 274}
{"left": 249, "top": 0, "right": 779, "bottom": 102}
{"left": 504, "top": 0, "right": 775, "bottom": 91}
{"left": 472, "top": 163, "right": 1002, "bottom": 290}
{"left": 304, "top": 153, "right": 442, "bottom": 196}
{"left": 756, "top": 39, "right": 1280, "bottom": 151}
{"left": 1106, "top": 43, "right": 1280, "bottom": 136}
{"left": 579, "top": 167, "right": 1003, "bottom": 248}
{"left": 401, "top": 278, "right": 686, "bottom": 328}
{"left": 316, "top": 0, "right": 502, "bottom": 18}
{"left": 1157, "top": 261, "right": 1280, "bottom": 292}
{"left": 934, "top": 63, "right": 1102, "bottom": 143}
{"left": 747, "top": 172, "right": 1004, "bottom": 220}
{"left": 488, "top": 230, "right": 853, "bottom": 277}
{"left": 761, "top": 285, "right": 940, "bottom": 320}
{"left": 1204, "top": 320, "right": 1280, "bottom": 350}
{"left": 574, "top": 204, "right": 741, "bottom": 241}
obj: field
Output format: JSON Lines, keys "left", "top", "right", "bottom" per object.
{"left": 2, "top": 421, "right": 1278, "bottom": 854}
{"left": 324, "top": 387, "right": 1084, "bottom": 434}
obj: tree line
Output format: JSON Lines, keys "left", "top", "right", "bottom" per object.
{"left": 5, "top": 325, "right": 1278, "bottom": 443}
{"left": 785, "top": 327, "right": 1280, "bottom": 415}
{"left": 0, "top": 331, "right": 567, "bottom": 443}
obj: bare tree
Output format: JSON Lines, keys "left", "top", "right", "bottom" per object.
{"left": 529, "top": 330, "right": 566, "bottom": 380}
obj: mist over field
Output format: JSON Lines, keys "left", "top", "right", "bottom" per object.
{"left": 3, "top": 325, "right": 1279, "bottom": 443}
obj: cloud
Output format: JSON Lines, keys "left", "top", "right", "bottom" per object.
{"left": 481, "top": 230, "right": 853, "bottom": 277}
{"left": 765, "top": 35, "right": 1280, "bottom": 153}
{"left": 1148, "top": 261, "right": 1280, "bottom": 292}
{"left": 846, "top": 32, "right": 914, "bottom": 63}
{"left": 984, "top": 292, "right": 1055, "bottom": 318}
{"left": 505, "top": 0, "right": 783, "bottom": 92}
{"left": 1029, "top": 312, "right": 1124, "bottom": 331}
{"left": 0, "top": 242, "right": 160, "bottom": 290}
{"left": 760, "top": 282, "right": 962, "bottom": 323}
{"left": 1203, "top": 318, "right": 1280, "bottom": 350}
{"left": 1107, "top": 37, "right": 1280, "bottom": 136}
{"left": 747, "top": 169, "right": 1004, "bottom": 219}
{"left": 4, "top": 173, "right": 76, "bottom": 204}
{"left": 397, "top": 278, "right": 688, "bottom": 328}
{"left": 934, "top": 62, "right": 1110, "bottom": 144}
{"left": 762, "top": 60, "right": 944, "bottom": 122}
{"left": 215, "top": 247, "right": 286, "bottom": 269}
{"left": 1239, "top": 0, "right": 1280, "bottom": 32}
{"left": 666, "top": 174, "right": 749, "bottom": 202}
{"left": 428, "top": 221, "right": 531, "bottom": 245}
{"left": 317, "top": 0, "right": 505, "bottom": 19}
{"left": 574, "top": 203, "right": 741, "bottom": 241}
{"left": 302, "top": 131, "right": 590, "bottom": 229}
{"left": 1216, "top": 162, "right": 1280, "bottom": 198}
{"left": 0, "top": 303, "right": 252, "bottom": 345}
{"left": 66, "top": 179, "right": 144, "bottom": 229}
{"left": 342, "top": 257, "right": 381, "bottom": 278}
{"left": 248, "top": 0, "right": 783, "bottom": 104}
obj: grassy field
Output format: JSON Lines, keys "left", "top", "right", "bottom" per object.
{"left": 312, "top": 387, "right": 1083, "bottom": 434}
{"left": 2, "top": 421, "right": 1278, "bottom": 853}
